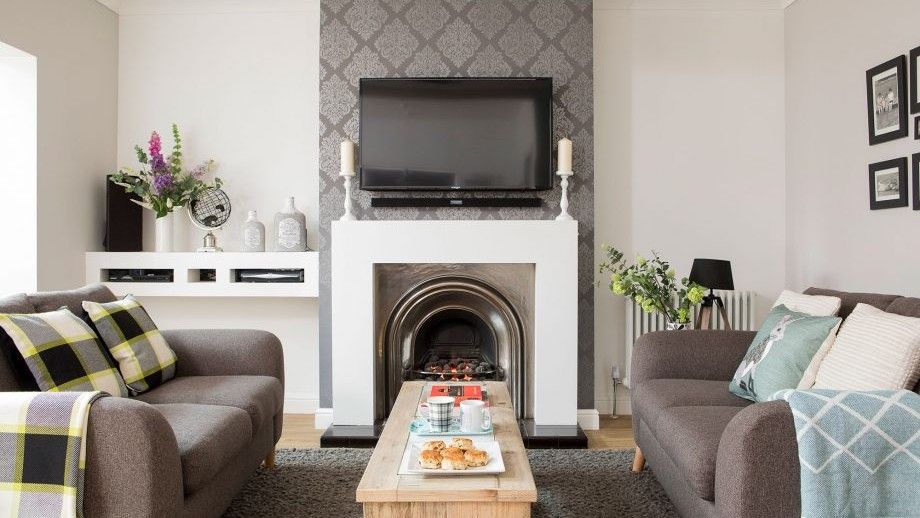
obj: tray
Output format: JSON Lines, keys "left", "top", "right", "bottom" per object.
{"left": 409, "top": 415, "right": 493, "bottom": 436}
{"left": 398, "top": 439, "right": 505, "bottom": 476}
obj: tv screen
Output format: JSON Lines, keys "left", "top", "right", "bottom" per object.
{"left": 359, "top": 78, "right": 553, "bottom": 191}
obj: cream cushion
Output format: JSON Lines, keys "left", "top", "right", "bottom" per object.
{"left": 772, "top": 290, "right": 841, "bottom": 317}
{"left": 812, "top": 303, "right": 920, "bottom": 390}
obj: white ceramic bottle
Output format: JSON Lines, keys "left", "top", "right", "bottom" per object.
{"left": 273, "top": 197, "right": 307, "bottom": 252}
{"left": 241, "top": 210, "right": 265, "bottom": 252}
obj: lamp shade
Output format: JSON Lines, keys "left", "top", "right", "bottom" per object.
{"left": 689, "top": 259, "right": 734, "bottom": 291}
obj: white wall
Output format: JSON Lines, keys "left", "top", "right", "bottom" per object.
{"left": 593, "top": 0, "right": 786, "bottom": 413}
{"left": 115, "top": 0, "right": 322, "bottom": 411}
{"left": 0, "top": 0, "right": 117, "bottom": 292}
{"left": 785, "top": 0, "right": 920, "bottom": 295}
{"left": 0, "top": 43, "right": 37, "bottom": 294}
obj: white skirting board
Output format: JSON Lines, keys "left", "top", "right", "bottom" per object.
{"left": 313, "top": 408, "right": 602, "bottom": 431}
{"left": 314, "top": 408, "right": 334, "bottom": 430}
{"left": 594, "top": 397, "right": 633, "bottom": 416}
{"left": 577, "top": 409, "right": 600, "bottom": 430}
{"left": 284, "top": 395, "right": 319, "bottom": 414}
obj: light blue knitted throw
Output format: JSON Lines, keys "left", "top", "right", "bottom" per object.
{"left": 770, "top": 389, "right": 920, "bottom": 518}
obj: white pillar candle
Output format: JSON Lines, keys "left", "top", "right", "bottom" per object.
{"left": 340, "top": 139, "right": 356, "bottom": 176}
{"left": 557, "top": 137, "right": 573, "bottom": 173}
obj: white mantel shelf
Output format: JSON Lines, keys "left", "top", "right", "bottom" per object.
{"left": 85, "top": 251, "right": 318, "bottom": 298}
{"left": 331, "top": 219, "right": 579, "bottom": 427}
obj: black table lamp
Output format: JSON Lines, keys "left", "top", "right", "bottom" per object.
{"left": 689, "top": 259, "right": 734, "bottom": 330}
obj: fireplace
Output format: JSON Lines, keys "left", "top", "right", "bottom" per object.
{"left": 374, "top": 264, "right": 534, "bottom": 420}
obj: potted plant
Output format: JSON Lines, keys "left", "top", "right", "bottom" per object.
{"left": 110, "top": 124, "right": 221, "bottom": 252}
{"left": 598, "top": 244, "right": 706, "bottom": 329}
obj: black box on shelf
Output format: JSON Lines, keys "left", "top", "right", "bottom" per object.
{"left": 107, "top": 269, "right": 174, "bottom": 282}
{"left": 234, "top": 269, "right": 304, "bottom": 283}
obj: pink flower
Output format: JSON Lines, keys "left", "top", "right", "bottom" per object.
{"left": 148, "top": 131, "right": 162, "bottom": 158}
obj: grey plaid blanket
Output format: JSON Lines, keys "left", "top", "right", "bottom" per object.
{"left": 0, "top": 391, "right": 105, "bottom": 518}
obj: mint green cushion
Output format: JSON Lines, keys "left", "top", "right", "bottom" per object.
{"left": 729, "top": 305, "right": 841, "bottom": 402}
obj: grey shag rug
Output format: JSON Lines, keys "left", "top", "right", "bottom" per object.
{"left": 224, "top": 448, "right": 678, "bottom": 518}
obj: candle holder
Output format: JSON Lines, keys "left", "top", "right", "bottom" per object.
{"left": 340, "top": 172, "right": 357, "bottom": 221}
{"left": 555, "top": 170, "right": 574, "bottom": 221}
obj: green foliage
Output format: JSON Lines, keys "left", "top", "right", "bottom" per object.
{"left": 598, "top": 244, "right": 707, "bottom": 324}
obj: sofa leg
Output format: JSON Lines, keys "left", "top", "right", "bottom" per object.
{"left": 631, "top": 447, "right": 645, "bottom": 472}
{"left": 264, "top": 450, "right": 276, "bottom": 469}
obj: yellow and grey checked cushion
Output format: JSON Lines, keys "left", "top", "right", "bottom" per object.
{"left": 82, "top": 295, "right": 176, "bottom": 394}
{"left": 0, "top": 308, "right": 129, "bottom": 397}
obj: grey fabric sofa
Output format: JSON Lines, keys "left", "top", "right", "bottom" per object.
{"left": 0, "top": 284, "right": 284, "bottom": 518}
{"left": 630, "top": 288, "right": 920, "bottom": 518}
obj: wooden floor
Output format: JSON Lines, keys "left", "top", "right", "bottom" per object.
{"left": 278, "top": 414, "right": 635, "bottom": 450}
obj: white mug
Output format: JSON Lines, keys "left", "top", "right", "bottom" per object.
{"left": 460, "top": 399, "right": 490, "bottom": 432}
{"left": 427, "top": 396, "right": 455, "bottom": 432}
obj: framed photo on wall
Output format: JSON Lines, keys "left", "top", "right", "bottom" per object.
{"left": 910, "top": 46, "right": 920, "bottom": 114}
{"left": 866, "top": 56, "right": 908, "bottom": 145}
{"left": 913, "top": 153, "right": 920, "bottom": 210}
{"left": 869, "top": 157, "right": 908, "bottom": 210}
{"left": 915, "top": 116, "right": 920, "bottom": 140}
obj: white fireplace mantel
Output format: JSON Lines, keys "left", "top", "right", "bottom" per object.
{"left": 331, "top": 220, "right": 578, "bottom": 426}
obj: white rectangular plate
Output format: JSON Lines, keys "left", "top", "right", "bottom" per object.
{"left": 398, "top": 439, "right": 505, "bottom": 476}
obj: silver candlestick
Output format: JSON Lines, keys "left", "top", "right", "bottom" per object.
{"left": 340, "top": 172, "right": 357, "bottom": 221}
{"left": 555, "top": 170, "right": 574, "bottom": 221}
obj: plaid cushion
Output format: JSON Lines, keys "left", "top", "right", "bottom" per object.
{"left": 82, "top": 296, "right": 176, "bottom": 394}
{"left": 0, "top": 391, "right": 104, "bottom": 518}
{"left": 0, "top": 309, "right": 129, "bottom": 397}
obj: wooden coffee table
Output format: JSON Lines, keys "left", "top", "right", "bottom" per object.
{"left": 356, "top": 381, "right": 537, "bottom": 518}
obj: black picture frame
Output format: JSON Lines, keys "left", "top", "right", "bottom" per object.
{"left": 869, "top": 157, "right": 908, "bottom": 210}
{"left": 911, "top": 46, "right": 920, "bottom": 114}
{"left": 915, "top": 117, "right": 920, "bottom": 139}
{"left": 866, "top": 56, "right": 908, "bottom": 145}
{"left": 913, "top": 153, "right": 920, "bottom": 210}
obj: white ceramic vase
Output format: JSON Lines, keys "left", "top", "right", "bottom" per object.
{"left": 155, "top": 212, "right": 174, "bottom": 252}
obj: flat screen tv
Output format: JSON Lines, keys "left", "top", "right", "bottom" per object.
{"left": 359, "top": 78, "right": 553, "bottom": 191}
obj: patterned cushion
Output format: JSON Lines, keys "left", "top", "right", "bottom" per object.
{"left": 730, "top": 304, "right": 841, "bottom": 402}
{"left": 0, "top": 308, "right": 129, "bottom": 397}
{"left": 82, "top": 295, "right": 177, "bottom": 394}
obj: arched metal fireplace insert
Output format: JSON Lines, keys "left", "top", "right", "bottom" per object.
{"left": 375, "top": 266, "right": 533, "bottom": 421}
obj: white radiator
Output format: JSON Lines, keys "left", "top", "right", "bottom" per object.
{"left": 622, "top": 290, "right": 756, "bottom": 387}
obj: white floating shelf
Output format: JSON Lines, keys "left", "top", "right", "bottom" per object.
{"left": 85, "top": 252, "right": 318, "bottom": 298}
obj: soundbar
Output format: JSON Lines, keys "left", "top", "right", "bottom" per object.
{"left": 370, "top": 197, "right": 542, "bottom": 208}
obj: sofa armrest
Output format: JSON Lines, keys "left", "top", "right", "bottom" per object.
{"left": 161, "top": 329, "right": 284, "bottom": 386}
{"left": 715, "top": 401, "right": 800, "bottom": 518}
{"left": 631, "top": 330, "right": 755, "bottom": 385}
{"left": 84, "top": 397, "right": 183, "bottom": 518}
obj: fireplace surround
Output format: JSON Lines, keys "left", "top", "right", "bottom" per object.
{"left": 330, "top": 220, "right": 578, "bottom": 426}
{"left": 374, "top": 264, "right": 534, "bottom": 421}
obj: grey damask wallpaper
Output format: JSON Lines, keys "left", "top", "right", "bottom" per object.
{"left": 318, "top": 0, "right": 594, "bottom": 409}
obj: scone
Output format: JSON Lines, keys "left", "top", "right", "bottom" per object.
{"left": 449, "top": 437, "right": 474, "bottom": 450}
{"left": 440, "top": 447, "right": 468, "bottom": 470}
{"left": 418, "top": 449, "right": 442, "bottom": 469}
{"left": 421, "top": 440, "right": 446, "bottom": 451}
{"left": 464, "top": 448, "right": 489, "bottom": 468}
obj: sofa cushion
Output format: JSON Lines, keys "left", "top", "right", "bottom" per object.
{"left": 651, "top": 406, "right": 745, "bottom": 501}
{"left": 886, "top": 297, "right": 920, "bottom": 319}
{"left": 634, "top": 379, "right": 751, "bottom": 423}
{"left": 83, "top": 296, "right": 177, "bottom": 394}
{"left": 136, "top": 375, "right": 282, "bottom": 432}
{"left": 0, "top": 308, "right": 129, "bottom": 397}
{"left": 153, "top": 403, "right": 252, "bottom": 494}
{"left": 28, "top": 283, "right": 116, "bottom": 315}
{"left": 803, "top": 288, "right": 900, "bottom": 319}
{"left": 0, "top": 293, "right": 37, "bottom": 391}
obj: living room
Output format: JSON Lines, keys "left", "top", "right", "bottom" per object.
{"left": 0, "top": 0, "right": 918, "bottom": 516}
